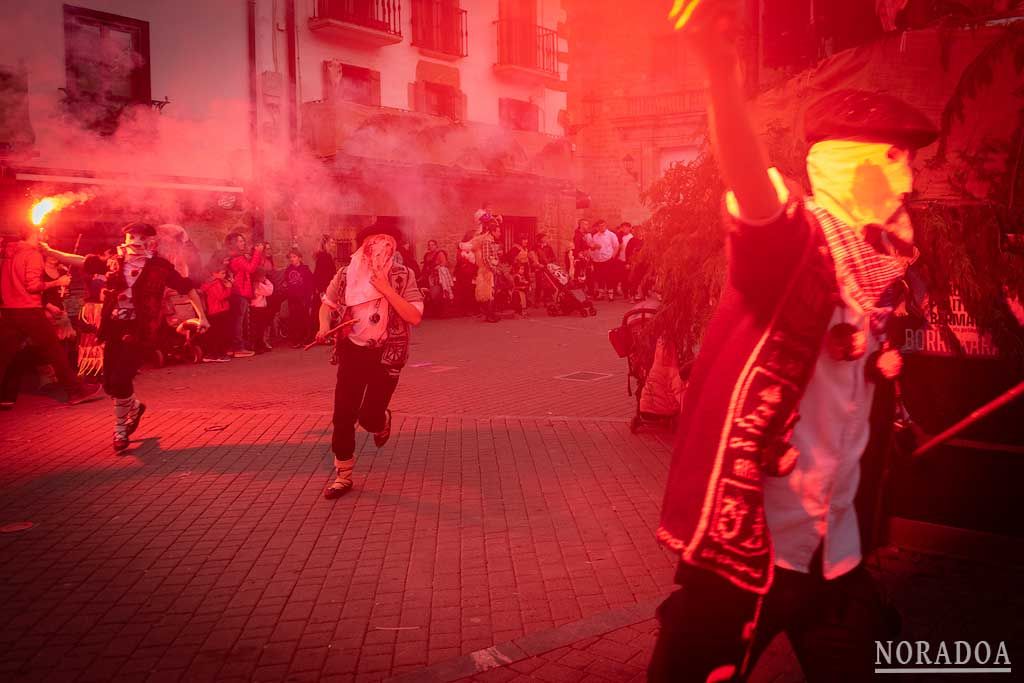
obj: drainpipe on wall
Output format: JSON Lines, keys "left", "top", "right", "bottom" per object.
{"left": 285, "top": 0, "right": 298, "bottom": 147}
{"left": 247, "top": 0, "right": 264, "bottom": 239}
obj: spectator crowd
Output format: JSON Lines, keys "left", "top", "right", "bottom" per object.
{"left": 0, "top": 208, "right": 651, "bottom": 407}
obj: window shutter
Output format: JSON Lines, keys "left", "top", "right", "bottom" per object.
{"left": 526, "top": 102, "right": 539, "bottom": 132}
{"left": 498, "top": 98, "right": 509, "bottom": 127}
{"left": 369, "top": 70, "right": 381, "bottom": 107}
{"left": 456, "top": 90, "right": 467, "bottom": 121}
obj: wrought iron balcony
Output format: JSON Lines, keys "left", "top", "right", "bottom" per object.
{"left": 310, "top": 0, "right": 403, "bottom": 46}
{"left": 495, "top": 19, "right": 559, "bottom": 78}
{"left": 411, "top": 0, "right": 468, "bottom": 58}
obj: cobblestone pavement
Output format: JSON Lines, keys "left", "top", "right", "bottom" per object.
{"left": 0, "top": 302, "right": 1021, "bottom": 682}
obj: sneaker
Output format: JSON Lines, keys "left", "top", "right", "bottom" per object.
{"left": 125, "top": 403, "right": 146, "bottom": 437}
{"left": 113, "top": 436, "right": 129, "bottom": 452}
{"left": 68, "top": 383, "right": 102, "bottom": 406}
{"left": 0, "top": 401, "right": 14, "bottom": 410}
{"left": 373, "top": 409, "right": 392, "bottom": 448}
{"left": 230, "top": 349, "right": 255, "bottom": 358}
{"left": 323, "top": 476, "right": 353, "bottom": 499}
{"left": 203, "top": 356, "right": 220, "bottom": 363}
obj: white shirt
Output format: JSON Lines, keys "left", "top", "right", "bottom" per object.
{"left": 618, "top": 233, "right": 633, "bottom": 261}
{"left": 346, "top": 298, "right": 391, "bottom": 347}
{"left": 730, "top": 169, "right": 877, "bottom": 580}
{"left": 763, "top": 301, "right": 876, "bottom": 579}
{"left": 587, "top": 229, "right": 619, "bottom": 263}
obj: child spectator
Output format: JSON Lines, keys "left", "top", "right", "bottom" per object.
{"left": 283, "top": 249, "right": 315, "bottom": 348}
{"left": 427, "top": 250, "right": 455, "bottom": 318}
{"left": 421, "top": 239, "right": 440, "bottom": 286}
{"left": 511, "top": 263, "right": 530, "bottom": 316}
{"left": 225, "top": 231, "right": 264, "bottom": 357}
{"left": 200, "top": 263, "right": 232, "bottom": 362}
{"left": 250, "top": 268, "right": 274, "bottom": 353}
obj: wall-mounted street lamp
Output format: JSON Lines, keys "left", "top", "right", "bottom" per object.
{"left": 622, "top": 153, "right": 640, "bottom": 185}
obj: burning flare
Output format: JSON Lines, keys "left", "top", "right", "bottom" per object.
{"left": 30, "top": 191, "right": 93, "bottom": 226}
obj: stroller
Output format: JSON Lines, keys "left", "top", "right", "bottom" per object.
{"left": 609, "top": 305, "right": 680, "bottom": 433}
{"left": 152, "top": 291, "right": 204, "bottom": 367}
{"left": 542, "top": 263, "right": 596, "bottom": 317}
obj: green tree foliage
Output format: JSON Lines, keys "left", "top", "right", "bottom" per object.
{"left": 638, "top": 148, "right": 725, "bottom": 362}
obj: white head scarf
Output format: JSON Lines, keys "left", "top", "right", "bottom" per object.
{"left": 344, "top": 234, "right": 396, "bottom": 306}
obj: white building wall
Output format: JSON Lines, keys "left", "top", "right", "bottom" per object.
{"left": 0, "top": 0, "right": 252, "bottom": 181}
{"left": 292, "top": 0, "right": 567, "bottom": 135}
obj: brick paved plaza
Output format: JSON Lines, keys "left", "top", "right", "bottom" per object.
{"left": 0, "top": 304, "right": 1020, "bottom": 682}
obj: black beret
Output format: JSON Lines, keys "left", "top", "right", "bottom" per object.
{"left": 121, "top": 221, "right": 157, "bottom": 237}
{"left": 355, "top": 222, "right": 404, "bottom": 246}
{"left": 804, "top": 89, "right": 939, "bottom": 150}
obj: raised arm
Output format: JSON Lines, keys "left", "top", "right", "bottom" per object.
{"left": 673, "top": 2, "right": 779, "bottom": 221}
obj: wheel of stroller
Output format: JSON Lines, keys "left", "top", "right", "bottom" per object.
{"left": 630, "top": 415, "right": 642, "bottom": 433}
{"left": 150, "top": 349, "right": 165, "bottom": 368}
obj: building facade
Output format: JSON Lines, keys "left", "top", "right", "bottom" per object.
{"left": 0, "top": 0, "right": 255, "bottom": 257}
{"left": 262, "top": 0, "right": 576, "bottom": 265}
{"left": 561, "top": 0, "right": 709, "bottom": 227}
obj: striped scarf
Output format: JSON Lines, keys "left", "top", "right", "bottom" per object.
{"left": 808, "top": 202, "right": 912, "bottom": 336}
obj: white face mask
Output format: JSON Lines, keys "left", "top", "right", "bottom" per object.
{"left": 806, "top": 140, "right": 913, "bottom": 239}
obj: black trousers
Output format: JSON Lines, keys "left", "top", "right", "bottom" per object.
{"left": 102, "top": 323, "right": 147, "bottom": 399}
{"left": 250, "top": 306, "right": 272, "bottom": 350}
{"left": 0, "top": 307, "right": 83, "bottom": 402}
{"left": 331, "top": 340, "right": 400, "bottom": 461}
{"left": 287, "top": 297, "right": 309, "bottom": 344}
{"left": 648, "top": 560, "right": 890, "bottom": 682}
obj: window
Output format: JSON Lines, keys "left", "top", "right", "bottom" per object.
{"left": 323, "top": 61, "right": 381, "bottom": 106}
{"left": 412, "top": 0, "right": 468, "bottom": 57}
{"left": 422, "top": 82, "right": 460, "bottom": 119}
{"left": 498, "top": 98, "right": 539, "bottom": 132}
{"left": 63, "top": 5, "right": 150, "bottom": 133}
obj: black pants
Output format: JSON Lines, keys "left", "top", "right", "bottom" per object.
{"left": 102, "top": 323, "right": 147, "bottom": 399}
{"left": 331, "top": 340, "right": 400, "bottom": 461}
{"left": 287, "top": 297, "right": 309, "bottom": 344}
{"left": 592, "top": 259, "right": 615, "bottom": 292}
{"left": 204, "top": 311, "right": 231, "bottom": 357}
{"left": 0, "top": 308, "right": 83, "bottom": 402}
{"left": 648, "top": 561, "right": 890, "bottom": 682}
{"left": 250, "top": 306, "right": 272, "bottom": 350}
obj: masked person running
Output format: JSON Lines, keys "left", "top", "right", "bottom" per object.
{"left": 316, "top": 223, "right": 423, "bottom": 499}
{"left": 650, "top": 3, "right": 937, "bottom": 681}
{"left": 84, "top": 222, "right": 209, "bottom": 451}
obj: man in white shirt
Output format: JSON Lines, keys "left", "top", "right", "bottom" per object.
{"left": 586, "top": 220, "right": 619, "bottom": 301}
{"left": 650, "top": 3, "right": 935, "bottom": 681}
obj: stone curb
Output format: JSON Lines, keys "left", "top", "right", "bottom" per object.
{"left": 385, "top": 597, "right": 664, "bottom": 682}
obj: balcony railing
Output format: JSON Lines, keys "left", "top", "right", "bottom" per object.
{"left": 412, "top": 0, "right": 468, "bottom": 58}
{"left": 313, "top": 0, "right": 402, "bottom": 38}
{"left": 495, "top": 20, "right": 558, "bottom": 76}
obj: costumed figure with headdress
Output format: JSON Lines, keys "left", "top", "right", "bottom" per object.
{"left": 316, "top": 223, "right": 424, "bottom": 499}
{"left": 82, "top": 222, "right": 209, "bottom": 451}
{"left": 649, "top": 2, "right": 938, "bottom": 681}
{"left": 461, "top": 215, "right": 503, "bottom": 323}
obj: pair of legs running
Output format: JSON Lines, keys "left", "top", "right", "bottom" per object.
{"left": 326, "top": 339, "right": 399, "bottom": 498}
{"left": 103, "top": 323, "right": 148, "bottom": 451}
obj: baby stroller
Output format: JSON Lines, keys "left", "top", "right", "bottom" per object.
{"left": 152, "top": 291, "right": 204, "bottom": 367}
{"left": 609, "top": 305, "right": 679, "bottom": 432}
{"left": 543, "top": 263, "right": 596, "bottom": 317}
